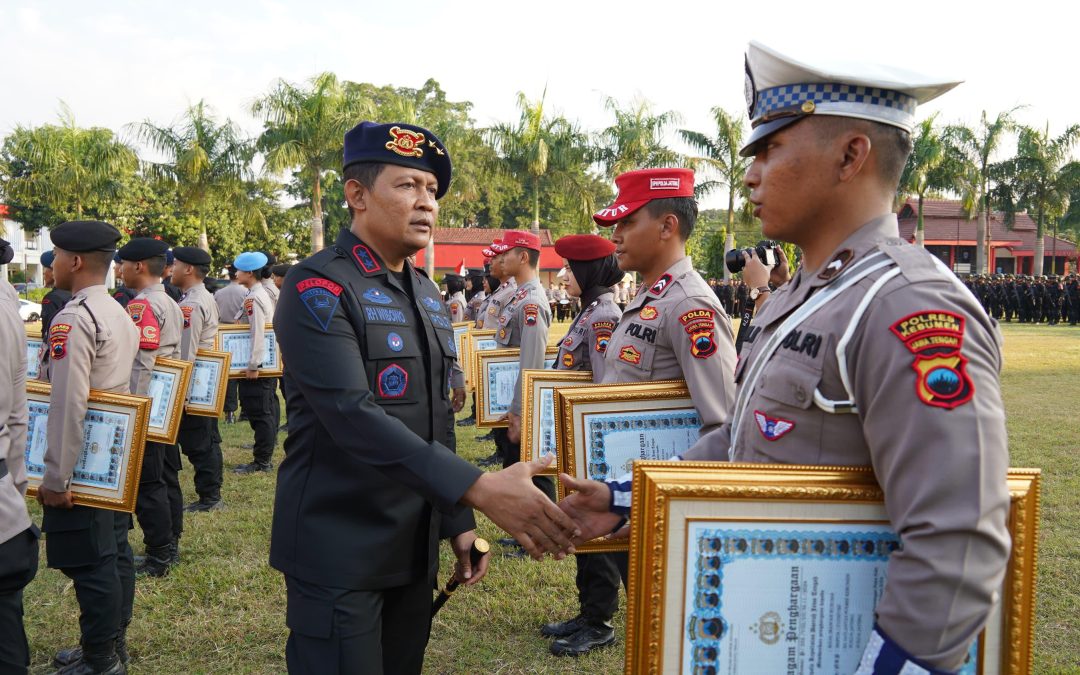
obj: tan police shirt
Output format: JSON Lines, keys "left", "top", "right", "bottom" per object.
{"left": 128, "top": 283, "right": 183, "bottom": 396}
{"left": 447, "top": 290, "right": 467, "bottom": 323}
{"left": 179, "top": 283, "right": 220, "bottom": 362}
{"left": 0, "top": 280, "right": 31, "bottom": 543}
{"left": 479, "top": 278, "right": 517, "bottom": 330}
{"left": 495, "top": 277, "right": 551, "bottom": 415}
{"left": 466, "top": 290, "right": 486, "bottom": 322}
{"left": 601, "top": 256, "right": 736, "bottom": 436}
{"left": 261, "top": 278, "right": 279, "bottom": 313}
{"left": 41, "top": 285, "right": 139, "bottom": 492}
{"left": 683, "top": 214, "right": 1010, "bottom": 670}
{"left": 553, "top": 291, "right": 621, "bottom": 384}
{"left": 215, "top": 281, "right": 246, "bottom": 325}
{"left": 237, "top": 282, "right": 273, "bottom": 370}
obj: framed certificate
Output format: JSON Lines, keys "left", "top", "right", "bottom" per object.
{"left": 474, "top": 347, "right": 559, "bottom": 428}
{"left": 624, "top": 462, "right": 1041, "bottom": 675}
{"left": 216, "top": 323, "right": 283, "bottom": 378}
{"left": 25, "top": 327, "right": 43, "bottom": 380}
{"left": 468, "top": 329, "right": 500, "bottom": 393}
{"left": 453, "top": 322, "right": 472, "bottom": 391}
{"left": 24, "top": 381, "right": 151, "bottom": 513}
{"left": 185, "top": 349, "right": 232, "bottom": 417}
{"left": 518, "top": 369, "right": 594, "bottom": 473}
{"left": 146, "top": 357, "right": 194, "bottom": 444}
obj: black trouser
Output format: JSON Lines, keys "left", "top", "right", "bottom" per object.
{"left": 239, "top": 378, "right": 279, "bottom": 464}
{"left": 43, "top": 507, "right": 134, "bottom": 649}
{"left": 575, "top": 551, "right": 629, "bottom": 622}
{"left": 136, "top": 441, "right": 175, "bottom": 548}
{"left": 164, "top": 443, "right": 183, "bottom": 540}
{"left": 224, "top": 379, "right": 239, "bottom": 414}
{"left": 284, "top": 575, "right": 433, "bottom": 675}
{"left": 0, "top": 526, "right": 39, "bottom": 674}
{"left": 494, "top": 427, "right": 556, "bottom": 501}
{"left": 177, "top": 413, "right": 223, "bottom": 502}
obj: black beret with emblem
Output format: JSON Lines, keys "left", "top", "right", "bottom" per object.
{"left": 172, "top": 246, "right": 212, "bottom": 266}
{"left": 117, "top": 237, "right": 170, "bottom": 261}
{"left": 50, "top": 220, "right": 123, "bottom": 253}
{"left": 343, "top": 121, "right": 452, "bottom": 199}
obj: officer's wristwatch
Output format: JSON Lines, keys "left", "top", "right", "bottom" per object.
{"left": 749, "top": 285, "right": 771, "bottom": 301}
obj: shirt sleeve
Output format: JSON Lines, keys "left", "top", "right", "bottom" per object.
{"left": 665, "top": 295, "right": 737, "bottom": 436}
{"left": 43, "top": 314, "right": 95, "bottom": 492}
{"left": 248, "top": 298, "right": 267, "bottom": 369}
{"left": 6, "top": 321, "right": 29, "bottom": 496}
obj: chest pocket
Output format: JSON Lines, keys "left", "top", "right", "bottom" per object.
{"left": 745, "top": 355, "right": 824, "bottom": 463}
{"left": 557, "top": 329, "right": 587, "bottom": 370}
{"left": 496, "top": 315, "right": 517, "bottom": 346}
{"left": 365, "top": 324, "right": 421, "bottom": 405}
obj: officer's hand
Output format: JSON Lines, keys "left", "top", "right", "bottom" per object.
{"left": 741, "top": 252, "right": 771, "bottom": 290}
{"left": 771, "top": 246, "right": 792, "bottom": 287}
{"left": 557, "top": 473, "right": 624, "bottom": 545}
{"left": 507, "top": 412, "right": 521, "bottom": 444}
{"left": 37, "top": 486, "right": 74, "bottom": 509}
{"left": 451, "top": 387, "right": 466, "bottom": 413}
{"left": 451, "top": 530, "right": 489, "bottom": 587}
{"left": 245, "top": 368, "right": 259, "bottom": 380}
{"left": 461, "top": 454, "right": 581, "bottom": 561}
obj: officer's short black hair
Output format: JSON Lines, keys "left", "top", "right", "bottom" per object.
{"left": 80, "top": 250, "right": 116, "bottom": 275}
{"left": 227, "top": 265, "right": 237, "bottom": 280}
{"left": 526, "top": 248, "right": 540, "bottom": 268}
{"left": 644, "top": 197, "right": 698, "bottom": 241}
{"left": 814, "top": 117, "right": 912, "bottom": 191}
{"left": 192, "top": 264, "right": 210, "bottom": 279}
{"left": 143, "top": 254, "right": 167, "bottom": 277}
{"left": 344, "top": 162, "right": 388, "bottom": 218}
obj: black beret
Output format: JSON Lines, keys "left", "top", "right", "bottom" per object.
{"left": 343, "top": 121, "right": 452, "bottom": 199}
{"left": 261, "top": 251, "right": 277, "bottom": 266}
{"left": 443, "top": 273, "right": 464, "bottom": 283}
{"left": 51, "top": 220, "right": 122, "bottom": 253}
{"left": 40, "top": 250, "right": 56, "bottom": 267}
{"left": 172, "top": 246, "right": 212, "bottom": 266}
{"left": 117, "top": 237, "right": 170, "bottom": 261}
{"left": 271, "top": 263, "right": 292, "bottom": 276}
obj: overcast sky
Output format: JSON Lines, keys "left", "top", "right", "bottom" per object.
{"left": 1, "top": 0, "right": 1074, "bottom": 209}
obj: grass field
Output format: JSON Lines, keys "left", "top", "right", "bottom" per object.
{"left": 19, "top": 322, "right": 1080, "bottom": 674}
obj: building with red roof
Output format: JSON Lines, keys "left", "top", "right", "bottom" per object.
{"left": 414, "top": 227, "right": 567, "bottom": 285}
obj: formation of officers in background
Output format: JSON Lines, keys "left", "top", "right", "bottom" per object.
{"left": 965, "top": 273, "right": 1080, "bottom": 325}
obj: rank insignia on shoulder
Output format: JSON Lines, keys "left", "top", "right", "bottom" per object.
{"left": 363, "top": 288, "right": 394, "bottom": 305}
{"left": 297, "top": 278, "right": 343, "bottom": 331}
{"left": 818, "top": 249, "right": 853, "bottom": 281}
{"left": 619, "top": 345, "right": 642, "bottom": 365}
{"left": 754, "top": 410, "right": 795, "bottom": 441}
{"left": 890, "top": 311, "right": 973, "bottom": 409}
{"left": 649, "top": 273, "right": 673, "bottom": 296}
{"left": 524, "top": 304, "right": 539, "bottom": 326}
{"left": 351, "top": 244, "right": 381, "bottom": 274}
{"left": 639, "top": 305, "right": 658, "bottom": 321}
{"left": 446, "top": 335, "right": 457, "bottom": 355}
{"left": 377, "top": 363, "right": 409, "bottom": 398}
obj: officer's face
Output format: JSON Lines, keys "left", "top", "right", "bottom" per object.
{"left": 43, "top": 266, "right": 55, "bottom": 287}
{"left": 170, "top": 261, "right": 192, "bottom": 287}
{"left": 52, "top": 249, "right": 75, "bottom": 291}
{"left": 563, "top": 264, "right": 582, "bottom": 297}
{"left": 611, "top": 208, "right": 672, "bottom": 272}
{"left": 744, "top": 119, "right": 834, "bottom": 244}
{"left": 347, "top": 164, "right": 439, "bottom": 259}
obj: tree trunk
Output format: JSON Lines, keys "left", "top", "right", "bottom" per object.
{"left": 1033, "top": 212, "right": 1046, "bottom": 276}
{"left": 915, "top": 194, "right": 925, "bottom": 247}
{"left": 531, "top": 182, "right": 540, "bottom": 234}
{"left": 723, "top": 186, "right": 736, "bottom": 280}
{"left": 310, "top": 171, "right": 325, "bottom": 254}
{"left": 425, "top": 237, "right": 435, "bottom": 278}
{"left": 975, "top": 208, "right": 988, "bottom": 275}
{"left": 198, "top": 228, "right": 209, "bottom": 252}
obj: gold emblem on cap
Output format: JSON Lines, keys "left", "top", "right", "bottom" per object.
{"left": 801, "top": 101, "right": 816, "bottom": 114}
{"left": 386, "top": 126, "right": 425, "bottom": 158}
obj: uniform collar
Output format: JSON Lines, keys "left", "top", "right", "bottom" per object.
{"left": 76, "top": 284, "right": 108, "bottom": 300}
{"left": 335, "top": 229, "right": 388, "bottom": 278}
{"left": 626, "top": 256, "right": 693, "bottom": 311}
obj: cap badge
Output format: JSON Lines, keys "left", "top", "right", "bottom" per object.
{"left": 386, "top": 126, "right": 425, "bottom": 158}
{"left": 649, "top": 178, "right": 680, "bottom": 190}
{"left": 801, "top": 101, "right": 816, "bottom": 114}
{"left": 744, "top": 54, "right": 757, "bottom": 116}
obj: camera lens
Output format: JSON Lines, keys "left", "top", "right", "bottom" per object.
{"left": 724, "top": 249, "right": 746, "bottom": 274}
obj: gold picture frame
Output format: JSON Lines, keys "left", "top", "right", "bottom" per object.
{"left": 184, "top": 349, "right": 232, "bottom": 417}
{"left": 215, "top": 323, "right": 284, "bottom": 378}
{"left": 468, "top": 329, "right": 500, "bottom": 394}
{"left": 452, "top": 322, "right": 473, "bottom": 391}
{"left": 25, "top": 326, "right": 43, "bottom": 381}
{"left": 624, "top": 462, "right": 1040, "bottom": 675}
{"left": 518, "top": 369, "right": 594, "bottom": 474}
{"left": 24, "top": 381, "right": 151, "bottom": 513}
{"left": 555, "top": 380, "right": 701, "bottom": 553}
{"left": 474, "top": 346, "right": 559, "bottom": 429}
{"left": 146, "top": 357, "right": 194, "bottom": 444}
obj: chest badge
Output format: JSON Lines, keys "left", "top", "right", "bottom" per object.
{"left": 639, "top": 305, "right": 658, "bottom": 321}
{"left": 387, "top": 332, "right": 404, "bottom": 352}
{"left": 377, "top": 364, "right": 409, "bottom": 398}
{"left": 754, "top": 411, "right": 795, "bottom": 441}
{"left": 562, "top": 352, "right": 575, "bottom": 368}
{"left": 363, "top": 288, "right": 393, "bottom": 305}
{"left": 422, "top": 296, "right": 442, "bottom": 312}
{"left": 619, "top": 345, "right": 642, "bottom": 365}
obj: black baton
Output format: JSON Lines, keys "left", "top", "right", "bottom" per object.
{"left": 431, "top": 538, "right": 490, "bottom": 617}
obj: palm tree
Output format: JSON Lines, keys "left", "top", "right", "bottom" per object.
{"left": 679, "top": 107, "right": 751, "bottom": 279}
{"left": 252, "top": 72, "right": 369, "bottom": 253}
{"left": 992, "top": 123, "right": 1080, "bottom": 275}
{"left": 595, "top": 96, "right": 681, "bottom": 178}
{"left": 132, "top": 100, "right": 261, "bottom": 251}
{"left": 943, "top": 110, "right": 1017, "bottom": 274}
{"left": 898, "top": 115, "right": 951, "bottom": 247}
{"left": 488, "top": 88, "right": 596, "bottom": 233}
{"left": 1, "top": 103, "right": 137, "bottom": 220}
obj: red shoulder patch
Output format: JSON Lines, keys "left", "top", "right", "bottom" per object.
{"left": 890, "top": 311, "right": 973, "bottom": 409}
{"left": 181, "top": 305, "right": 194, "bottom": 330}
{"left": 649, "top": 273, "right": 673, "bottom": 296}
{"left": 127, "top": 301, "right": 160, "bottom": 350}
{"left": 49, "top": 323, "right": 72, "bottom": 360}
{"left": 296, "top": 277, "right": 343, "bottom": 296}
{"left": 680, "top": 308, "right": 717, "bottom": 359}
{"left": 524, "top": 303, "right": 539, "bottom": 326}
{"left": 592, "top": 321, "right": 614, "bottom": 353}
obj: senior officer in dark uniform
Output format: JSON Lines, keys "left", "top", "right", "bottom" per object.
{"left": 38, "top": 221, "right": 139, "bottom": 675}
{"left": 560, "top": 43, "right": 1011, "bottom": 674}
{"left": 271, "top": 121, "right": 580, "bottom": 675}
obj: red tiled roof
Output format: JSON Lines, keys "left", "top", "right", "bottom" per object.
{"left": 431, "top": 227, "right": 555, "bottom": 246}
{"left": 898, "top": 198, "right": 1037, "bottom": 232}
{"left": 895, "top": 198, "right": 1080, "bottom": 255}
{"left": 414, "top": 243, "right": 563, "bottom": 271}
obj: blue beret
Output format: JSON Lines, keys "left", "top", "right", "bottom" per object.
{"left": 343, "top": 121, "right": 452, "bottom": 199}
{"left": 114, "top": 252, "right": 122, "bottom": 264}
{"left": 118, "top": 237, "right": 170, "bottom": 261}
{"left": 51, "top": 220, "right": 123, "bottom": 253}
{"left": 234, "top": 251, "right": 268, "bottom": 272}
{"left": 40, "top": 249, "right": 56, "bottom": 268}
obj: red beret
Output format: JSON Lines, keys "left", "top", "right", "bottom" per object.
{"left": 554, "top": 234, "right": 616, "bottom": 262}
{"left": 593, "top": 168, "right": 695, "bottom": 226}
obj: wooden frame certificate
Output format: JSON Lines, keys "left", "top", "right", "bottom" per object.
{"left": 518, "top": 369, "right": 594, "bottom": 473}
{"left": 624, "top": 462, "right": 1041, "bottom": 675}
{"left": 24, "top": 381, "right": 151, "bottom": 513}
{"left": 184, "top": 349, "right": 231, "bottom": 417}
{"left": 145, "top": 357, "right": 194, "bottom": 444}
{"left": 216, "top": 323, "right": 283, "bottom": 378}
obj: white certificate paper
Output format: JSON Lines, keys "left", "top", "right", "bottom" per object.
{"left": 584, "top": 410, "right": 701, "bottom": 481}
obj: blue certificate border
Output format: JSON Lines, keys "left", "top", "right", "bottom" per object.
{"left": 584, "top": 410, "right": 700, "bottom": 481}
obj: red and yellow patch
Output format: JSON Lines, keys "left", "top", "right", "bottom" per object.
{"left": 49, "top": 323, "right": 72, "bottom": 360}
{"left": 562, "top": 352, "right": 575, "bottom": 368}
{"left": 127, "top": 301, "right": 160, "bottom": 350}
{"left": 619, "top": 345, "right": 642, "bottom": 365}
{"left": 639, "top": 306, "right": 658, "bottom": 321}
{"left": 386, "top": 126, "right": 425, "bottom": 158}
{"left": 680, "top": 308, "right": 717, "bottom": 359}
{"left": 524, "top": 303, "right": 539, "bottom": 326}
{"left": 890, "top": 311, "right": 973, "bottom": 409}
{"left": 592, "top": 321, "right": 614, "bottom": 353}
{"left": 244, "top": 298, "right": 254, "bottom": 317}
{"left": 181, "top": 305, "right": 194, "bottom": 330}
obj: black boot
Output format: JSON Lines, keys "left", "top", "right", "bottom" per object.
{"left": 183, "top": 497, "right": 224, "bottom": 513}
{"left": 550, "top": 619, "right": 616, "bottom": 656}
{"left": 456, "top": 415, "right": 476, "bottom": 427}
{"left": 169, "top": 537, "right": 180, "bottom": 566}
{"left": 233, "top": 461, "right": 272, "bottom": 475}
{"left": 135, "top": 544, "right": 172, "bottom": 578}
{"left": 541, "top": 614, "right": 588, "bottom": 638}
{"left": 53, "top": 639, "right": 125, "bottom": 674}
{"left": 54, "top": 626, "right": 130, "bottom": 669}
{"left": 224, "top": 412, "right": 235, "bottom": 424}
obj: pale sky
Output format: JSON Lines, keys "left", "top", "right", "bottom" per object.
{"left": 1, "top": 0, "right": 1076, "bottom": 209}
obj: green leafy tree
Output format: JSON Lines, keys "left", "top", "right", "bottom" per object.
{"left": 595, "top": 96, "right": 681, "bottom": 177}
{"left": 898, "top": 115, "right": 953, "bottom": 247}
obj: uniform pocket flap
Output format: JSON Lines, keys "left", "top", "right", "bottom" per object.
{"left": 755, "top": 359, "right": 822, "bottom": 410}
{"left": 41, "top": 507, "right": 95, "bottom": 533}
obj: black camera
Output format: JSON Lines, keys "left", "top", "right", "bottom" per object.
{"left": 725, "top": 240, "right": 781, "bottom": 274}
